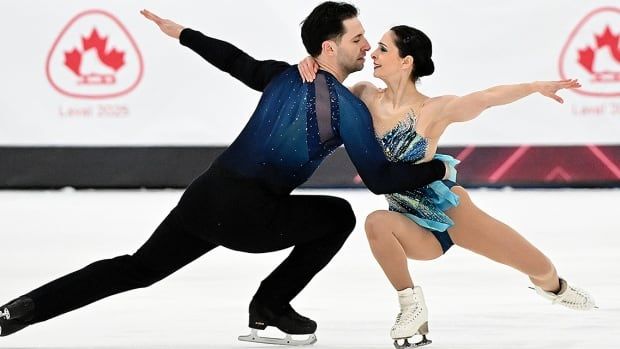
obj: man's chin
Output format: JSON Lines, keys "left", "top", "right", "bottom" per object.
{"left": 347, "top": 63, "right": 365, "bottom": 74}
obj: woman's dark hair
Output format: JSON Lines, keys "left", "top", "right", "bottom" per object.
{"left": 390, "top": 25, "right": 435, "bottom": 82}
{"left": 301, "top": 2, "right": 359, "bottom": 57}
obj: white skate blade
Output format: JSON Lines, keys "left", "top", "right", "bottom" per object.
{"left": 238, "top": 328, "right": 317, "bottom": 346}
{"left": 393, "top": 335, "right": 432, "bottom": 349}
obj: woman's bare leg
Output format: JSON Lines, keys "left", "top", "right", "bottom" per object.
{"left": 445, "top": 186, "right": 561, "bottom": 292}
{"left": 365, "top": 210, "right": 444, "bottom": 290}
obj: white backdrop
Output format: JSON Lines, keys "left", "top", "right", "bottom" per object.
{"left": 0, "top": 0, "right": 618, "bottom": 146}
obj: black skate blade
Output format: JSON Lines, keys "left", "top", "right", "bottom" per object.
{"left": 239, "top": 328, "right": 317, "bottom": 346}
{"left": 393, "top": 335, "right": 432, "bottom": 349}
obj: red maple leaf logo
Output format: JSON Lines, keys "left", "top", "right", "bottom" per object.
{"left": 577, "top": 25, "right": 620, "bottom": 80}
{"left": 46, "top": 9, "right": 144, "bottom": 99}
{"left": 64, "top": 48, "right": 82, "bottom": 75}
{"left": 63, "top": 28, "right": 126, "bottom": 84}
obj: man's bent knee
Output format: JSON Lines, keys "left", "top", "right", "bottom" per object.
{"left": 330, "top": 197, "right": 356, "bottom": 235}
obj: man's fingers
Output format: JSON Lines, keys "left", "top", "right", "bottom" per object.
{"left": 142, "top": 9, "right": 156, "bottom": 18}
{"left": 141, "top": 9, "right": 163, "bottom": 23}
{"left": 140, "top": 10, "right": 156, "bottom": 22}
{"left": 140, "top": 9, "right": 153, "bottom": 18}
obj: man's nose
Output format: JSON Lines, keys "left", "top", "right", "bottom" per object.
{"left": 361, "top": 39, "right": 371, "bottom": 52}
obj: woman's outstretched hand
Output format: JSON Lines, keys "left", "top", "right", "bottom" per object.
{"left": 140, "top": 9, "right": 185, "bottom": 39}
{"left": 534, "top": 79, "right": 581, "bottom": 104}
{"left": 298, "top": 56, "right": 319, "bottom": 83}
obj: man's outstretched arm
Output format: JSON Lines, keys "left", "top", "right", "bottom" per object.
{"left": 141, "top": 9, "right": 291, "bottom": 91}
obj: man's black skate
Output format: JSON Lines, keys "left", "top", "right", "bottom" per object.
{"left": 238, "top": 299, "right": 317, "bottom": 345}
{"left": 249, "top": 298, "right": 317, "bottom": 334}
{"left": 0, "top": 297, "right": 35, "bottom": 337}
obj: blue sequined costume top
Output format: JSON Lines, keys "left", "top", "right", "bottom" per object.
{"left": 377, "top": 111, "right": 460, "bottom": 232}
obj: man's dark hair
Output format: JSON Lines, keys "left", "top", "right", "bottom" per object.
{"left": 301, "top": 2, "right": 359, "bottom": 57}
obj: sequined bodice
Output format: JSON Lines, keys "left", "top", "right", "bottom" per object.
{"left": 377, "top": 111, "right": 429, "bottom": 164}
{"left": 377, "top": 110, "right": 459, "bottom": 232}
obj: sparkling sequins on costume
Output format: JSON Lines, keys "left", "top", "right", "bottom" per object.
{"left": 377, "top": 111, "right": 460, "bottom": 232}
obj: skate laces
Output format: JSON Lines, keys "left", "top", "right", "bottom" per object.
{"left": 532, "top": 279, "right": 596, "bottom": 310}
{"left": 554, "top": 285, "right": 595, "bottom": 309}
{"left": 394, "top": 304, "right": 420, "bottom": 328}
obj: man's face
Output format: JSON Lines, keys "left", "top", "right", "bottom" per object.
{"left": 333, "top": 17, "right": 370, "bottom": 74}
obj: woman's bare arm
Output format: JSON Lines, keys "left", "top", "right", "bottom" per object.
{"left": 437, "top": 79, "right": 580, "bottom": 124}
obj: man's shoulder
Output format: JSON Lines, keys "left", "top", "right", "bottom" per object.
{"left": 262, "top": 65, "right": 301, "bottom": 91}
{"left": 270, "top": 65, "right": 300, "bottom": 81}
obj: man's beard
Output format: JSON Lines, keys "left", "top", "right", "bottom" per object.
{"left": 338, "top": 54, "right": 364, "bottom": 75}
{"left": 344, "top": 60, "right": 364, "bottom": 74}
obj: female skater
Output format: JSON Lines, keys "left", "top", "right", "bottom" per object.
{"left": 299, "top": 25, "right": 596, "bottom": 347}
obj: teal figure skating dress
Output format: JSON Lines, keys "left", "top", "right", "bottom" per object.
{"left": 377, "top": 110, "right": 461, "bottom": 252}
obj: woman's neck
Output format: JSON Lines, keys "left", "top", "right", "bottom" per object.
{"left": 381, "top": 75, "right": 426, "bottom": 111}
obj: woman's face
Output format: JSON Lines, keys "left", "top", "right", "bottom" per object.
{"left": 371, "top": 30, "right": 407, "bottom": 80}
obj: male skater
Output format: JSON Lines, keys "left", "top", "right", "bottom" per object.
{"left": 1, "top": 2, "right": 449, "bottom": 345}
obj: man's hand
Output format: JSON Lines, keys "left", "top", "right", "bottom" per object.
{"left": 140, "top": 9, "right": 185, "bottom": 39}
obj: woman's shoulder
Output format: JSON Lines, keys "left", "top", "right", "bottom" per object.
{"left": 350, "top": 81, "right": 380, "bottom": 100}
{"left": 424, "top": 95, "right": 457, "bottom": 107}
{"left": 420, "top": 95, "right": 458, "bottom": 116}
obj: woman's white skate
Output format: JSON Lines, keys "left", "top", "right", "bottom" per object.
{"left": 393, "top": 324, "right": 431, "bottom": 349}
{"left": 392, "top": 286, "right": 432, "bottom": 349}
{"left": 532, "top": 278, "right": 597, "bottom": 310}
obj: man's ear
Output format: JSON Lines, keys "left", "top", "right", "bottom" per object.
{"left": 321, "top": 40, "right": 336, "bottom": 56}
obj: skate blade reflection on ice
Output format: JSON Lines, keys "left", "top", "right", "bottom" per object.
{"left": 238, "top": 328, "right": 317, "bottom": 346}
{"left": 394, "top": 335, "right": 432, "bottom": 349}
